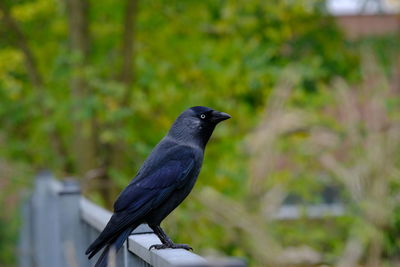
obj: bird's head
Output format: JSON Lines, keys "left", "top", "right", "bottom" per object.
{"left": 168, "top": 106, "right": 231, "bottom": 148}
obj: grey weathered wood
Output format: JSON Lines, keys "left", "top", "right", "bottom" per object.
{"left": 31, "top": 171, "right": 63, "bottom": 267}
{"left": 80, "top": 197, "right": 111, "bottom": 231}
{"left": 80, "top": 197, "right": 153, "bottom": 234}
{"left": 128, "top": 234, "right": 209, "bottom": 267}
{"left": 19, "top": 199, "right": 33, "bottom": 267}
{"left": 59, "top": 179, "right": 88, "bottom": 267}
{"left": 81, "top": 197, "right": 212, "bottom": 266}
{"left": 21, "top": 173, "right": 246, "bottom": 267}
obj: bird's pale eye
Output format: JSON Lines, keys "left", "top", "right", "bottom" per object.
{"left": 200, "top": 114, "right": 206, "bottom": 119}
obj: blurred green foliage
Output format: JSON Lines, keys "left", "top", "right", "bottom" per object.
{"left": 0, "top": 0, "right": 399, "bottom": 266}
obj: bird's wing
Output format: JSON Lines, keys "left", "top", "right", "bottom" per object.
{"left": 113, "top": 150, "right": 195, "bottom": 213}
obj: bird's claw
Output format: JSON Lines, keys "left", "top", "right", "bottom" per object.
{"left": 149, "top": 243, "right": 193, "bottom": 251}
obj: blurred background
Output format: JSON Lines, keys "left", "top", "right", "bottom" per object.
{"left": 1, "top": 0, "right": 400, "bottom": 266}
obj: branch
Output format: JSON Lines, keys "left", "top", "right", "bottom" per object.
{"left": 119, "top": 0, "right": 137, "bottom": 102}
{"left": 64, "top": 0, "right": 89, "bottom": 57}
{"left": 106, "top": 0, "right": 138, "bottom": 171}
{"left": 64, "top": 0, "right": 98, "bottom": 174}
{"left": 0, "top": 2, "right": 43, "bottom": 88}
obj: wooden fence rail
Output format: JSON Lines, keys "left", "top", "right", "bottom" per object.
{"left": 19, "top": 171, "right": 246, "bottom": 267}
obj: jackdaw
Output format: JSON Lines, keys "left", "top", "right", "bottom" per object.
{"left": 85, "top": 106, "right": 231, "bottom": 267}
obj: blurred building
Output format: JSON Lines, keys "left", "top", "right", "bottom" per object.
{"left": 327, "top": 0, "right": 400, "bottom": 39}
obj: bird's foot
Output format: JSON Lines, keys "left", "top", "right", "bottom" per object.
{"left": 149, "top": 243, "right": 193, "bottom": 251}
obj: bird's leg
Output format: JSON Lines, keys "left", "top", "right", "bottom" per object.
{"left": 149, "top": 225, "right": 192, "bottom": 251}
{"left": 152, "top": 225, "right": 172, "bottom": 244}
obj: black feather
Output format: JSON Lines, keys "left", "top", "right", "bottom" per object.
{"left": 86, "top": 106, "right": 230, "bottom": 266}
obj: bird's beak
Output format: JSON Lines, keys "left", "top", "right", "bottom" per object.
{"left": 211, "top": 110, "right": 231, "bottom": 123}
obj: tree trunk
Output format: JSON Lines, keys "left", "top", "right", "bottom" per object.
{"left": 120, "top": 0, "right": 137, "bottom": 90}
{"left": 64, "top": 0, "right": 138, "bottom": 207}
{"left": 64, "top": 0, "right": 98, "bottom": 178}
{"left": 104, "top": 0, "right": 138, "bottom": 207}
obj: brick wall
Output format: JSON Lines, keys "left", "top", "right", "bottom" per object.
{"left": 335, "top": 14, "right": 400, "bottom": 39}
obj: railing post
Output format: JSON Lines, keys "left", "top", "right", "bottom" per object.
{"left": 19, "top": 198, "right": 33, "bottom": 267}
{"left": 31, "top": 171, "right": 63, "bottom": 267}
{"left": 58, "top": 179, "right": 89, "bottom": 267}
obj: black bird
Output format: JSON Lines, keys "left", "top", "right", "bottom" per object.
{"left": 85, "top": 106, "right": 231, "bottom": 267}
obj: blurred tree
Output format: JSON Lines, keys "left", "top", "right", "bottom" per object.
{"left": 0, "top": 0, "right": 363, "bottom": 265}
{"left": 196, "top": 55, "right": 400, "bottom": 266}
{"left": 0, "top": 0, "right": 356, "bottom": 205}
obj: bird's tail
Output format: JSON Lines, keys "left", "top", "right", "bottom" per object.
{"left": 93, "top": 227, "right": 134, "bottom": 267}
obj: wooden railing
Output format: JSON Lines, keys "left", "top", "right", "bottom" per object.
{"left": 19, "top": 171, "right": 245, "bottom": 267}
